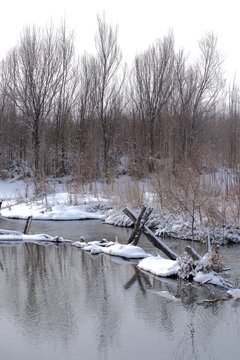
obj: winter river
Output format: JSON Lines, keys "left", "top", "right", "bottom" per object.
{"left": 0, "top": 218, "right": 240, "bottom": 360}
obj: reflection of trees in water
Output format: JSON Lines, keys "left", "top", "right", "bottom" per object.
{"left": 0, "top": 243, "right": 239, "bottom": 360}
{"left": 0, "top": 244, "right": 79, "bottom": 344}
{"left": 78, "top": 252, "right": 131, "bottom": 360}
{"left": 124, "top": 267, "right": 227, "bottom": 360}
{"left": 0, "top": 244, "right": 132, "bottom": 358}
{"left": 124, "top": 267, "right": 176, "bottom": 335}
{"left": 171, "top": 303, "right": 224, "bottom": 360}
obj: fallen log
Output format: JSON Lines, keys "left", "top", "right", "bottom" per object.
{"left": 127, "top": 206, "right": 146, "bottom": 245}
{"left": 132, "top": 207, "right": 153, "bottom": 246}
{"left": 185, "top": 246, "right": 202, "bottom": 261}
{"left": 123, "top": 207, "right": 178, "bottom": 260}
{"left": 128, "top": 207, "right": 153, "bottom": 246}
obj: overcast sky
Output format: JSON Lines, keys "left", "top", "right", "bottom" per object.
{"left": 0, "top": 0, "right": 239, "bottom": 81}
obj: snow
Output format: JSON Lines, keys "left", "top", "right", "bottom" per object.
{"left": 138, "top": 256, "right": 179, "bottom": 277}
{"left": 0, "top": 192, "right": 106, "bottom": 220}
{"left": 1, "top": 202, "right": 102, "bottom": 220}
{"left": 227, "top": 289, "right": 240, "bottom": 299}
{"left": 193, "top": 271, "right": 225, "bottom": 287}
{"left": 2, "top": 175, "right": 240, "bottom": 245}
{"left": 0, "top": 178, "right": 32, "bottom": 200}
{"left": 103, "top": 243, "right": 150, "bottom": 258}
{"left": 0, "top": 229, "right": 72, "bottom": 243}
{"left": 192, "top": 270, "right": 235, "bottom": 289}
{"left": 101, "top": 209, "right": 133, "bottom": 227}
{"left": 72, "top": 240, "right": 151, "bottom": 259}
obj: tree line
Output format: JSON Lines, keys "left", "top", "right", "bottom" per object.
{"left": 0, "top": 17, "right": 239, "bottom": 192}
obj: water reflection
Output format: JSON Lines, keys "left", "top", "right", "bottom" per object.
{"left": 0, "top": 224, "right": 240, "bottom": 359}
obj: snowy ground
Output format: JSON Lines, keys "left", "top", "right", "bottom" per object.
{"left": 1, "top": 176, "right": 240, "bottom": 244}
{"left": 1, "top": 195, "right": 104, "bottom": 220}
{"left": 0, "top": 178, "right": 109, "bottom": 220}
{"left": 0, "top": 178, "right": 33, "bottom": 201}
{"left": 102, "top": 208, "right": 240, "bottom": 245}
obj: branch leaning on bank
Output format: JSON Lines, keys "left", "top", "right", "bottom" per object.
{"left": 123, "top": 207, "right": 178, "bottom": 260}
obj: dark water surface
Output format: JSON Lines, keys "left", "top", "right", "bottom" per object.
{"left": 0, "top": 218, "right": 240, "bottom": 360}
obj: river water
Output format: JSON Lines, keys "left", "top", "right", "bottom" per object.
{"left": 0, "top": 218, "right": 240, "bottom": 360}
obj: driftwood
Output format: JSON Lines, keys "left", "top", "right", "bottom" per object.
{"left": 127, "top": 206, "right": 153, "bottom": 246}
{"left": 185, "top": 246, "right": 202, "bottom": 261}
{"left": 23, "top": 216, "right": 32, "bottom": 235}
{"left": 123, "top": 207, "right": 178, "bottom": 260}
{"left": 127, "top": 206, "right": 146, "bottom": 245}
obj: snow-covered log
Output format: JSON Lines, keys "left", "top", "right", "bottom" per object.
{"left": 185, "top": 246, "right": 202, "bottom": 261}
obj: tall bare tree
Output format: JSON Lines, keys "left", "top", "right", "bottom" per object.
{"left": 130, "top": 32, "right": 175, "bottom": 169}
{"left": 172, "top": 32, "right": 224, "bottom": 164}
{"left": 1, "top": 25, "right": 63, "bottom": 191}
{"left": 227, "top": 81, "right": 240, "bottom": 166}
{"left": 53, "top": 22, "right": 78, "bottom": 176}
{"left": 92, "top": 15, "right": 125, "bottom": 180}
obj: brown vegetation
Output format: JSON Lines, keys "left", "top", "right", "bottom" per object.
{"left": 0, "top": 18, "right": 240, "bottom": 229}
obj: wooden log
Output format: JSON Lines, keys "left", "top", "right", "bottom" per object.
{"left": 132, "top": 207, "right": 153, "bottom": 246}
{"left": 123, "top": 207, "right": 178, "bottom": 260}
{"left": 23, "top": 216, "right": 32, "bottom": 235}
{"left": 185, "top": 246, "right": 202, "bottom": 261}
{"left": 127, "top": 206, "right": 146, "bottom": 244}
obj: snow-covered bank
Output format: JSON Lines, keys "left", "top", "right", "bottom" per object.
{"left": 0, "top": 229, "right": 71, "bottom": 243}
{"left": 2, "top": 177, "right": 240, "bottom": 245}
{"left": 1, "top": 202, "right": 103, "bottom": 220}
{"left": 0, "top": 192, "right": 108, "bottom": 220}
{"left": 102, "top": 208, "right": 240, "bottom": 245}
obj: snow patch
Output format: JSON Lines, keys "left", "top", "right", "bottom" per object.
{"left": 193, "top": 271, "right": 226, "bottom": 287}
{"left": 0, "top": 229, "right": 71, "bottom": 243}
{"left": 138, "top": 256, "right": 179, "bottom": 277}
{"left": 227, "top": 289, "right": 240, "bottom": 299}
{"left": 1, "top": 201, "right": 103, "bottom": 221}
{"left": 72, "top": 240, "right": 150, "bottom": 259}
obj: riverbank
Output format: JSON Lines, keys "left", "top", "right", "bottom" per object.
{"left": 1, "top": 175, "right": 240, "bottom": 245}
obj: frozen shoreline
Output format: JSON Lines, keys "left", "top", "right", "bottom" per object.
{"left": 0, "top": 229, "right": 72, "bottom": 243}
{"left": 1, "top": 177, "right": 240, "bottom": 245}
{"left": 1, "top": 177, "right": 240, "bottom": 299}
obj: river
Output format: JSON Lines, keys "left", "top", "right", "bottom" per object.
{"left": 0, "top": 218, "right": 240, "bottom": 360}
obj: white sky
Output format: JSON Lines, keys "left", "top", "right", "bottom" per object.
{"left": 0, "top": 0, "right": 240, "bottom": 81}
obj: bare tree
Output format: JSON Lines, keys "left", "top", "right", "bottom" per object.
{"left": 76, "top": 54, "right": 96, "bottom": 156}
{"left": 53, "top": 22, "right": 78, "bottom": 176}
{"left": 1, "top": 25, "right": 63, "bottom": 192}
{"left": 92, "top": 15, "right": 125, "bottom": 180}
{"left": 172, "top": 32, "right": 224, "bottom": 164}
{"left": 227, "top": 81, "right": 240, "bottom": 166}
{"left": 130, "top": 32, "right": 175, "bottom": 170}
